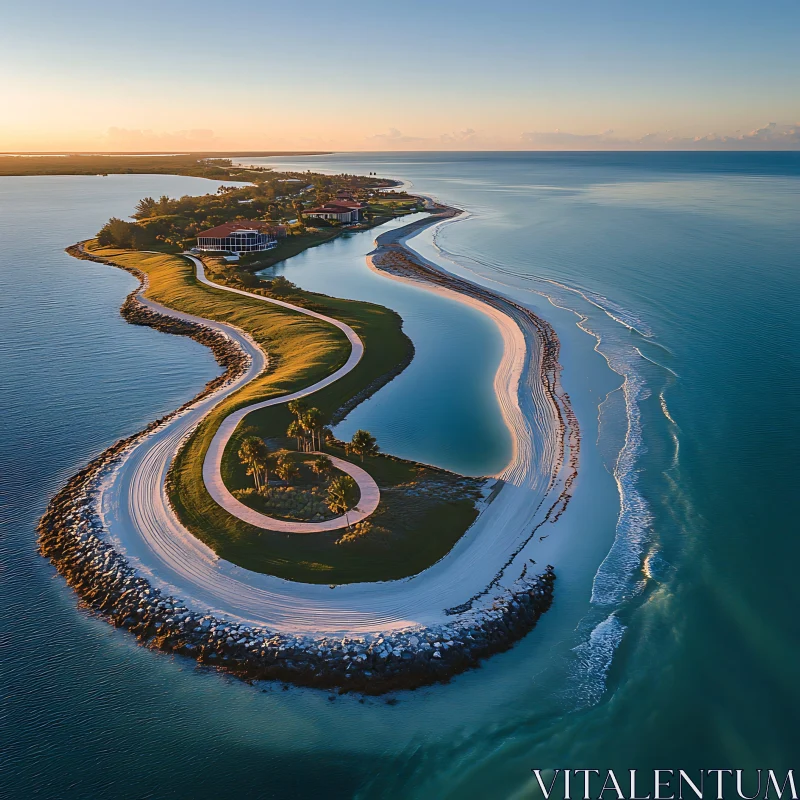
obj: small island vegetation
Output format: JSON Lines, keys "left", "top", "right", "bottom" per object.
{"left": 92, "top": 169, "right": 422, "bottom": 285}
{"left": 232, "top": 427, "right": 383, "bottom": 529}
{"left": 234, "top": 441, "right": 357, "bottom": 525}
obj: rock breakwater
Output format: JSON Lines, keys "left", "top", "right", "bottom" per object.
{"left": 39, "top": 443, "right": 555, "bottom": 693}
{"left": 67, "top": 242, "right": 248, "bottom": 390}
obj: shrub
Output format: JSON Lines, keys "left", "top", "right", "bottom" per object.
{"left": 267, "top": 275, "right": 299, "bottom": 297}
{"left": 336, "top": 520, "right": 389, "bottom": 545}
{"left": 96, "top": 217, "right": 156, "bottom": 250}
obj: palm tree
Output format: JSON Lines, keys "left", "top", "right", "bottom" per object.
{"left": 326, "top": 475, "right": 358, "bottom": 528}
{"left": 349, "top": 429, "right": 379, "bottom": 462}
{"left": 238, "top": 436, "right": 269, "bottom": 490}
{"left": 275, "top": 454, "right": 300, "bottom": 485}
{"left": 287, "top": 419, "right": 304, "bottom": 451}
{"left": 238, "top": 437, "right": 258, "bottom": 489}
{"left": 287, "top": 399, "right": 308, "bottom": 421}
{"left": 310, "top": 454, "right": 332, "bottom": 482}
{"left": 303, "top": 408, "right": 324, "bottom": 451}
{"left": 252, "top": 448, "right": 269, "bottom": 491}
{"left": 292, "top": 200, "right": 305, "bottom": 232}
{"left": 298, "top": 415, "right": 313, "bottom": 452}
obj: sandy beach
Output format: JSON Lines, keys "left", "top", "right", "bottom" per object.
{"left": 80, "top": 203, "right": 578, "bottom": 636}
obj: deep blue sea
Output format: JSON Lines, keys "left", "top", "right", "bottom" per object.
{"left": 2, "top": 153, "right": 799, "bottom": 799}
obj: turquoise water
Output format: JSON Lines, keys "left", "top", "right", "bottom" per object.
{"left": 3, "top": 154, "right": 799, "bottom": 798}
{"left": 257, "top": 214, "right": 510, "bottom": 475}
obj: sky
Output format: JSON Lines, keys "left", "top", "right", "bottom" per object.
{"left": 1, "top": 0, "right": 799, "bottom": 152}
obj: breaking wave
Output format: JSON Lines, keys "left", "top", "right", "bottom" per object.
{"left": 416, "top": 222, "right": 678, "bottom": 701}
{"left": 590, "top": 369, "right": 653, "bottom": 606}
{"left": 570, "top": 614, "right": 627, "bottom": 707}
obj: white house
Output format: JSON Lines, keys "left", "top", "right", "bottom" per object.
{"left": 196, "top": 221, "right": 286, "bottom": 254}
{"left": 304, "top": 201, "right": 366, "bottom": 224}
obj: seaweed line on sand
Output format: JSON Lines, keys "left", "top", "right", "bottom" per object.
{"left": 367, "top": 203, "right": 580, "bottom": 614}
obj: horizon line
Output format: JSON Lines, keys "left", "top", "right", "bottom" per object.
{"left": 2, "top": 149, "right": 799, "bottom": 156}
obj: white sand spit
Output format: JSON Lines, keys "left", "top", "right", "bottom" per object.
{"left": 96, "top": 211, "right": 577, "bottom": 635}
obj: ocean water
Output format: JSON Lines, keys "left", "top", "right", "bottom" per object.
{"left": 2, "top": 153, "right": 799, "bottom": 798}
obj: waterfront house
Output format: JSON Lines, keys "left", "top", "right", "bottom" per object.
{"left": 196, "top": 221, "right": 286, "bottom": 254}
{"left": 304, "top": 201, "right": 366, "bottom": 223}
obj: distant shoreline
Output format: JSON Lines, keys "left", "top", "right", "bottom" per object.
{"left": 0, "top": 152, "right": 331, "bottom": 178}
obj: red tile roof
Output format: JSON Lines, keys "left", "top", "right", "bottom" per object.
{"left": 197, "top": 220, "right": 283, "bottom": 238}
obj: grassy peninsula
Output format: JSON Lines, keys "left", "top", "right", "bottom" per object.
{"left": 85, "top": 240, "right": 482, "bottom": 584}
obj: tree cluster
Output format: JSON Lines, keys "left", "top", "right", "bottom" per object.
{"left": 93, "top": 170, "right": 398, "bottom": 252}
{"left": 236, "top": 414, "right": 380, "bottom": 526}
{"left": 286, "top": 400, "right": 328, "bottom": 452}
{"left": 237, "top": 434, "right": 360, "bottom": 524}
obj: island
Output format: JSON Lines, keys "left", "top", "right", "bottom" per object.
{"left": 37, "top": 159, "right": 579, "bottom": 694}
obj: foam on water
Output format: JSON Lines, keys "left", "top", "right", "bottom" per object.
{"left": 590, "top": 368, "right": 653, "bottom": 606}
{"left": 585, "top": 295, "right": 654, "bottom": 339}
{"left": 635, "top": 347, "right": 680, "bottom": 379}
{"left": 569, "top": 614, "right": 627, "bottom": 708}
{"left": 416, "top": 220, "right": 674, "bottom": 696}
{"left": 659, "top": 391, "right": 677, "bottom": 426}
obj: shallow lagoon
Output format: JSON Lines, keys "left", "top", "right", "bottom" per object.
{"left": 258, "top": 214, "right": 511, "bottom": 476}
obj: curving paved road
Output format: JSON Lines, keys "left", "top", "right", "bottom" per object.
{"left": 188, "top": 256, "right": 380, "bottom": 532}
{"left": 97, "top": 219, "right": 573, "bottom": 634}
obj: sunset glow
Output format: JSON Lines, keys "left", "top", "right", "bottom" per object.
{"left": 2, "top": 0, "right": 799, "bottom": 152}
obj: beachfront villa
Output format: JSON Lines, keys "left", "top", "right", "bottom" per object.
{"left": 196, "top": 221, "right": 287, "bottom": 254}
{"left": 304, "top": 200, "right": 366, "bottom": 224}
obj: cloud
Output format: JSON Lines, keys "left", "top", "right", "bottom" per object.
{"left": 681, "top": 122, "right": 800, "bottom": 148}
{"left": 102, "top": 127, "right": 222, "bottom": 150}
{"left": 521, "top": 129, "right": 619, "bottom": 147}
{"left": 366, "top": 127, "right": 500, "bottom": 149}
{"left": 520, "top": 122, "right": 800, "bottom": 150}
{"left": 439, "top": 128, "right": 478, "bottom": 145}
{"left": 365, "top": 128, "right": 427, "bottom": 145}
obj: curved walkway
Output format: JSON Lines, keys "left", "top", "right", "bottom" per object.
{"left": 186, "top": 256, "right": 380, "bottom": 532}
{"left": 209, "top": 452, "right": 379, "bottom": 533}
{"left": 97, "top": 214, "right": 573, "bottom": 634}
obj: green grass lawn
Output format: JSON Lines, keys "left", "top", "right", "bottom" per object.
{"left": 89, "top": 244, "right": 482, "bottom": 584}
